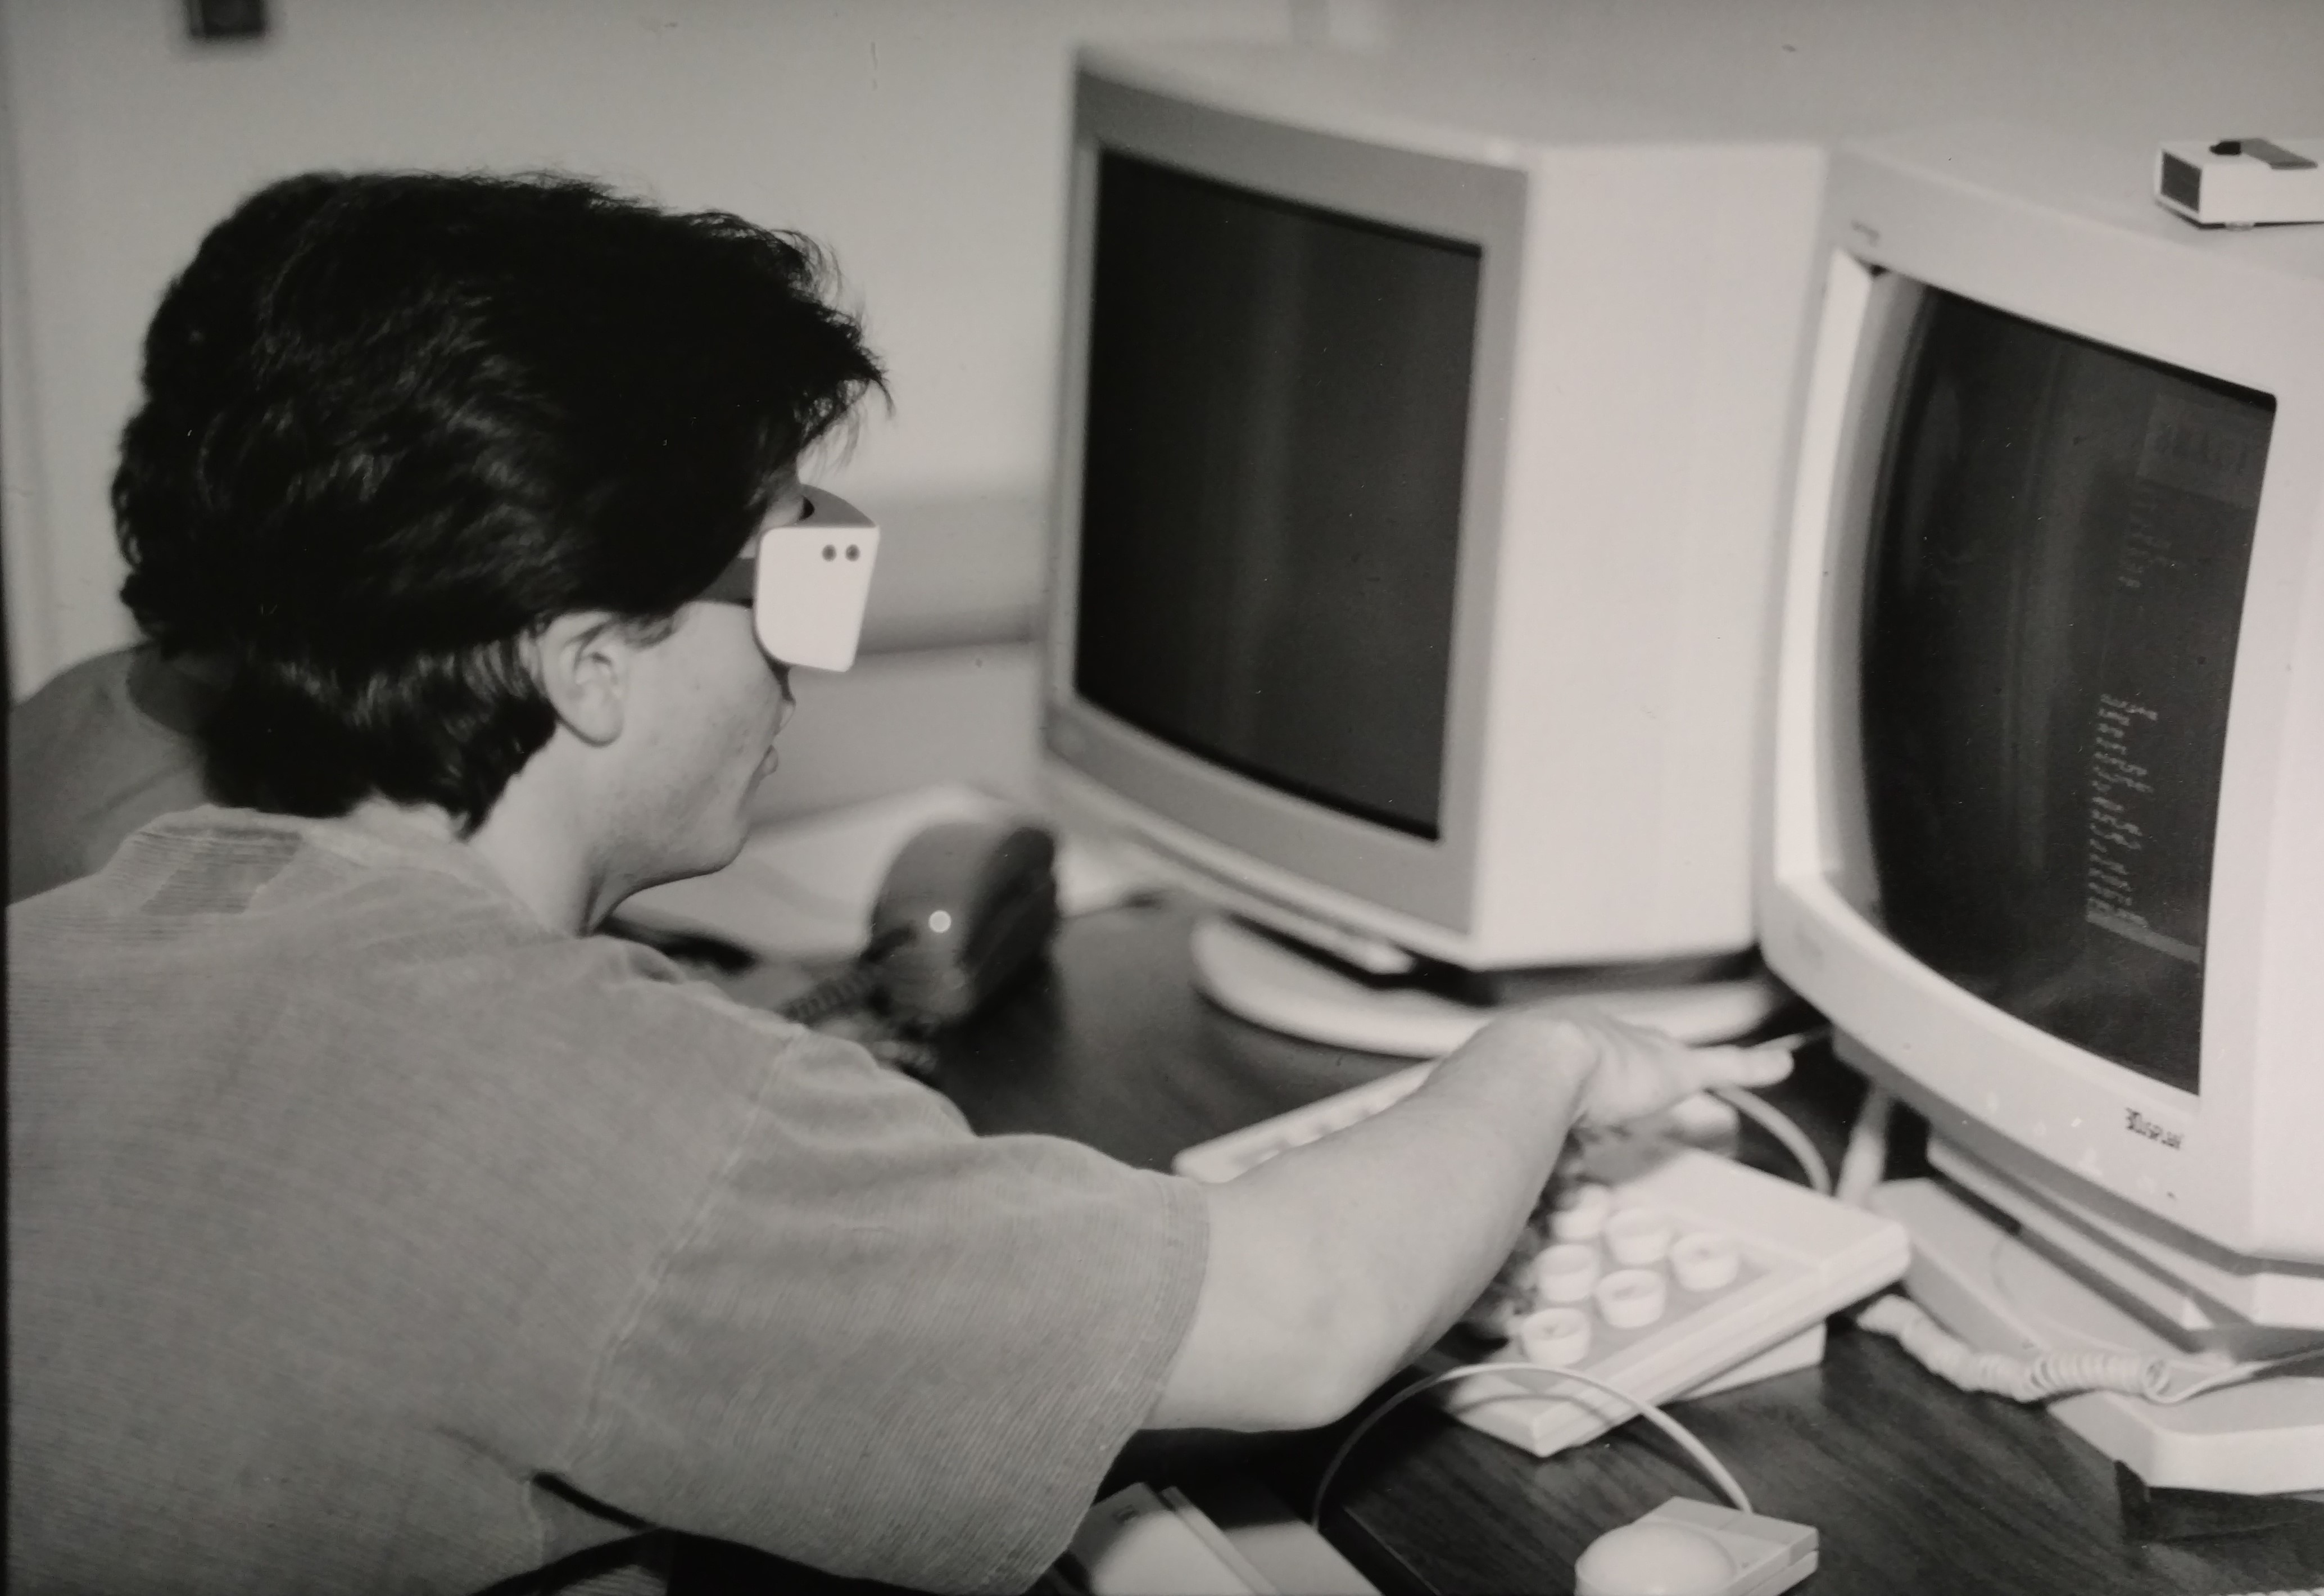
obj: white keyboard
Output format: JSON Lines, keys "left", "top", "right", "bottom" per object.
{"left": 1171, "top": 1061, "right": 1752, "bottom": 1183}
{"left": 1172, "top": 1068, "right": 1909, "bottom": 1458}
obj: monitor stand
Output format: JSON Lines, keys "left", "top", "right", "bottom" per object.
{"left": 1188, "top": 911, "right": 1791, "bottom": 1057}
{"left": 1872, "top": 1148, "right": 2324, "bottom": 1498}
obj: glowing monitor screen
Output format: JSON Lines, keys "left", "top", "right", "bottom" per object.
{"left": 1072, "top": 152, "right": 1479, "bottom": 840}
{"left": 1857, "top": 288, "right": 2272, "bottom": 1094}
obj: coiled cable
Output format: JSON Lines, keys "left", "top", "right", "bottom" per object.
{"left": 1855, "top": 1293, "right": 2291, "bottom": 1405}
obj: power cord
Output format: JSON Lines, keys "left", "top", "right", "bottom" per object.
{"left": 774, "top": 925, "right": 913, "bottom": 1027}
{"left": 772, "top": 926, "right": 944, "bottom": 1079}
{"left": 774, "top": 961, "right": 887, "bottom": 1027}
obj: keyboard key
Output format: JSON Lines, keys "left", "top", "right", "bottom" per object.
{"left": 1533, "top": 1243, "right": 1601, "bottom": 1305}
{"left": 1550, "top": 1182, "right": 1614, "bottom": 1242}
{"left": 1519, "top": 1306, "right": 1593, "bottom": 1368}
{"left": 1606, "top": 1205, "right": 1675, "bottom": 1267}
{"left": 1595, "top": 1268, "right": 1669, "bottom": 1329}
{"left": 1671, "top": 1231, "right": 1741, "bottom": 1292}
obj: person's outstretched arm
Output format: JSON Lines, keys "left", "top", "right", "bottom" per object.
{"left": 1147, "top": 1011, "right": 1793, "bottom": 1431}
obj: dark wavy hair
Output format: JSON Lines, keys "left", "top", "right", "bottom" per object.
{"left": 114, "top": 170, "right": 885, "bottom": 830}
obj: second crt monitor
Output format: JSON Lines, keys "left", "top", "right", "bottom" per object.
{"left": 1043, "top": 43, "right": 1825, "bottom": 1050}
{"left": 1761, "top": 121, "right": 2324, "bottom": 1491}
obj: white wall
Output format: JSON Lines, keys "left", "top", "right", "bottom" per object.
{"left": 5, "top": 0, "right": 2320, "bottom": 806}
{"left": 0, "top": 0, "right": 1309, "bottom": 695}
{"left": 1417, "top": 0, "right": 2324, "bottom": 147}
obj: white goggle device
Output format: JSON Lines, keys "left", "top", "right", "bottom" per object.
{"left": 701, "top": 485, "right": 880, "bottom": 671}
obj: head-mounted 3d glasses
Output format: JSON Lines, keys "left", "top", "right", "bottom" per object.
{"left": 699, "top": 485, "right": 880, "bottom": 672}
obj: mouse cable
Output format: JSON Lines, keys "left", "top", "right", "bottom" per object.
{"left": 1832, "top": 1084, "right": 1894, "bottom": 1209}
{"left": 1310, "top": 1360, "right": 1751, "bottom": 1529}
{"left": 1709, "top": 1087, "right": 1832, "bottom": 1197}
{"left": 1855, "top": 1293, "right": 2309, "bottom": 1404}
{"left": 1688, "top": 1025, "right": 1833, "bottom": 1198}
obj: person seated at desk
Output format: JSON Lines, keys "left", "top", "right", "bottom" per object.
{"left": 6, "top": 170, "right": 1790, "bottom": 1595}
{"left": 8, "top": 643, "right": 217, "bottom": 903}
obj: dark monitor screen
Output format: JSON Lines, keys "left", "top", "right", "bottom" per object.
{"left": 1072, "top": 151, "right": 1479, "bottom": 839}
{"left": 1859, "top": 287, "right": 2272, "bottom": 1093}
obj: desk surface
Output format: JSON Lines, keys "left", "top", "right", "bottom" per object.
{"left": 924, "top": 895, "right": 2324, "bottom": 1596}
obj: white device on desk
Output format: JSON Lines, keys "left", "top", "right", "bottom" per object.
{"left": 1041, "top": 42, "right": 1819, "bottom": 1056}
{"left": 1174, "top": 1070, "right": 1909, "bottom": 1459}
{"left": 1761, "top": 122, "right": 2324, "bottom": 1493}
{"left": 1575, "top": 1499, "right": 1817, "bottom": 1596}
{"left": 1064, "top": 1481, "right": 1378, "bottom": 1595}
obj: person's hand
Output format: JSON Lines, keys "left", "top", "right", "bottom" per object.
{"left": 1456, "top": 1005, "right": 1795, "bottom": 1129}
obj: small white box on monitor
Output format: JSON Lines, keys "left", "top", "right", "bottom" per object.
{"left": 2155, "top": 137, "right": 2324, "bottom": 228}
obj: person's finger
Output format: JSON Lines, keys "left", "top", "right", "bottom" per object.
{"left": 1582, "top": 1040, "right": 1791, "bottom": 1123}
{"left": 1567, "top": 1015, "right": 1791, "bottom": 1084}
{"left": 1698, "top": 1042, "right": 1795, "bottom": 1091}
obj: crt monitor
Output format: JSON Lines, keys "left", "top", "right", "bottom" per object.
{"left": 1042, "top": 43, "right": 1826, "bottom": 1054}
{"left": 1760, "top": 121, "right": 2324, "bottom": 1491}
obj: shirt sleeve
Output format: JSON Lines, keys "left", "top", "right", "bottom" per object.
{"left": 563, "top": 1020, "right": 1209, "bottom": 1593}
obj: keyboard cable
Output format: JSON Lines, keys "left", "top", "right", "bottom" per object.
{"left": 1310, "top": 1360, "right": 1752, "bottom": 1527}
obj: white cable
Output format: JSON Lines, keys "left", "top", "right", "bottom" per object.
{"left": 1310, "top": 1361, "right": 1752, "bottom": 1527}
{"left": 1855, "top": 1294, "right": 2301, "bottom": 1405}
{"left": 1833, "top": 1084, "right": 1893, "bottom": 1209}
{"left": 1712, "top": 1087, "right": 1832, "bottom": 1196}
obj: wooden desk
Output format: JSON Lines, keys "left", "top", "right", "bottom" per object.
{"left": 926, "top": 895, "right": 2324, "bottom": 1595}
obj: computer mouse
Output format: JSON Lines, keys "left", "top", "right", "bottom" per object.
{"left": 1573, "top": 1519, "right": 1737, "bottom": 1596}
{"left": 869, "top": 817, "right": 1060, "bottom": 1029}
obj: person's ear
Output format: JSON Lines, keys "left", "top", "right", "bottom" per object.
{"left": 531, "top": 611, "right": 636, "bottom": 747}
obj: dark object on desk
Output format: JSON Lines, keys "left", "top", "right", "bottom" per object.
{"left": 624, "top": 819, "right": 1058, "bottom": 1080}
{"left": 184, "top": 0, "right": 267, "bottom": 40}
{"left": 2115, "top": 1461, "right": 2324, "bottom": 1544}
{"left": 870, "top": 817, "right": 1060, "bottom": 1029}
